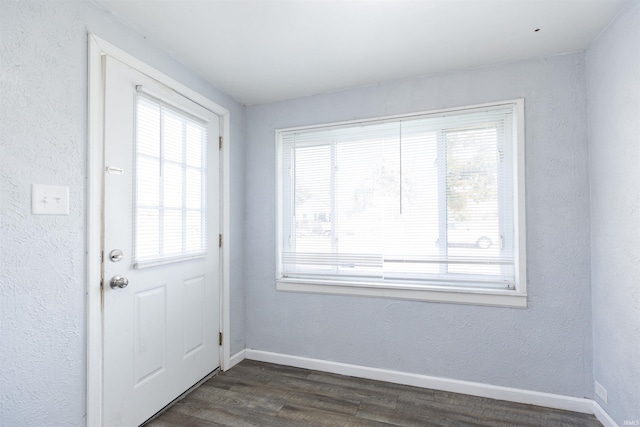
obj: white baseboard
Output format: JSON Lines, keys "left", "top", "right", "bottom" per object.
{"left": 228, "top": 349, "right": 246, "bottom": 370}
{"left": 593, "top": 401, "right": 619, "bottom": 427}
{"left": 244, "top": 349, "right": 594, "bottom": 415}
{"left": 235, "top": 348, "right": 621, "bottom": 425}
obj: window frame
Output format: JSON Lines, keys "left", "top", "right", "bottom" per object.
{"left": 275, "top": 99, "right": 526, "bottom": 307}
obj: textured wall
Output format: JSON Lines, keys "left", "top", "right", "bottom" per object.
{"left": 0, "top": 0, "right": 245, "bottom": 425}
{"left": 245, "top": 53, "right": 593, "bottom": 398}
{"left": 586, "top": 1, "right": 640, "bottom": 424}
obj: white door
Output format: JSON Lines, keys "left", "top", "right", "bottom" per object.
{"left": 102, "top": 55, "right": 220, "bottom": 427}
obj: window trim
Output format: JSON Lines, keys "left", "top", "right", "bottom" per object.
{"left": 275, "top": 99, "right": 527, "bottom": 307}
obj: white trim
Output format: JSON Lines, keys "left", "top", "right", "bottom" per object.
{"left": 86, "top": 33, "right": 232, "bottom": 426}
{"left": 220, "top": 109, "right": 231, "bottom": 372}
{"left": 593, "top": 402, "right": 620, "bottom": 427}
{"left": 133, "top": 253, "right": 207, "bottom": 270}
{"left": 86, "top": 33, "right": 104, "bottom": 427}
{"left": 513, "top": 98, "right": 527, "bottom": 299}
{"left": 228, "top": 349, "right": 246, "bottom": 369}
{"left": 277, "top": 280, "right": 527, "bottom": 307}
{"left": 244, "top": 349, "right": 594, "bottom": 414}
{"left": 278, "top": 99, "right": 524, "bottom": 133}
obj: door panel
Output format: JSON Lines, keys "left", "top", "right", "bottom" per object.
{"left": 102, "top": 55, "right": 220, "bottom": 427}
{"left": 183, "top": 276, "right": 205, "bottom": 355}
{"left": 134, "top": 285, "right": 166, "bottom": 385}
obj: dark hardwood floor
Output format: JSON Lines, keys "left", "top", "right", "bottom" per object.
{"left": 147, "top": 360, "right": 602, "bottom": 427}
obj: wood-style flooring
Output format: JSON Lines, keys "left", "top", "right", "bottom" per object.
{"left": 147, "top": 360, "right": 602, "bottom": 427}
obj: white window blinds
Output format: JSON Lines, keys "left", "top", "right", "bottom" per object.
{"left": 134, "top": 94, "right": 208, "bottom": 267}
{"left": 278, "top": 103, "right": 519, "bottom": 290}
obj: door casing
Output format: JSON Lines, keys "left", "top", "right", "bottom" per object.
{"left": 87, "top": 33, "right": 231, "bottom": 427}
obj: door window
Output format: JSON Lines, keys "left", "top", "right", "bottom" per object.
{"left": 134, "top": 94, "right": 208, "bottom": 267}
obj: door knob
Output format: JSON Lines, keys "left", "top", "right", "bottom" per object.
{"left": 110, "top": 275, "right": 129, "bottom": 289}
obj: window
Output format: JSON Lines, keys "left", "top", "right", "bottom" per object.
{"left": 134, "top": 94, "right": 208, "bottom": 268}
{"left": 276, "top": 100, "right": 526, "bottom": 307}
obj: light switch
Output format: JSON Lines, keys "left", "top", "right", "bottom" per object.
{"left": 32, "top": 184, "right": 69, "bottom": 215}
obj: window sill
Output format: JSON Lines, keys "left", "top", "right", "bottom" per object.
{"left": 134, "top": 252, "right": 207, "bottom": 269}
{"left": 276, "top": 278, "right": 527, "bottom": 308}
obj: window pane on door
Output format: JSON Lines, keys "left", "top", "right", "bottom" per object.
{"left": 134, "top": 94, "right": 208, "bottom": 265}
{"left": 163, "top": 163, "right": 183, "bottom": 209}
{"left": 136, "top": 208, "right": 160, "bottom": 259}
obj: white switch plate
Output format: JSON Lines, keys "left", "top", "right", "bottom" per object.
{"left": 32, "top": 184, "right": 69, "bottom": 215}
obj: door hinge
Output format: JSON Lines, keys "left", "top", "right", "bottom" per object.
{"left": 219, "top": 136, "right": 222, "bottom": 150}
{"left": 219, "top": 332, "right": 223, "bottom": 346}
{"left": 219, "top": 234, "right": 222, "bottom": 247}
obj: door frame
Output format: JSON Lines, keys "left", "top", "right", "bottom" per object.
{"left": 86, "top": 34, "right": 231, "bottom": 427}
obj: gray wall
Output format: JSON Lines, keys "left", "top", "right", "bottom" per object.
{"left": 586, "top": 1, "right": 640, "bottom": 424}
{"left": 245, "top": 53, "right": 593, "bottom": 398}
{"left": 0, "top": 0, "right": 244, "bottom": 425}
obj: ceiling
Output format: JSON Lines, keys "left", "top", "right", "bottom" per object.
{"left": 95, "top": 0, "right": 627, "bottom": 105}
